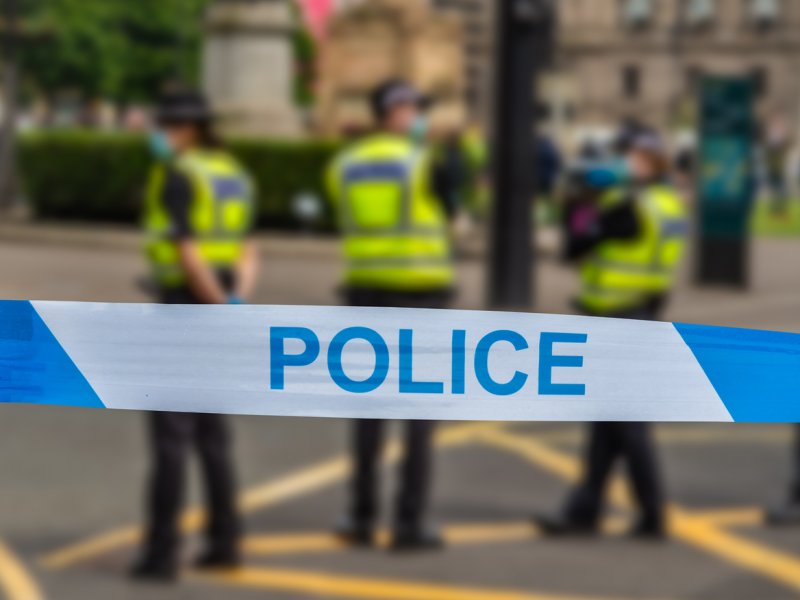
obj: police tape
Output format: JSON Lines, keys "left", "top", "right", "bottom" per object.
{"left": 1, "top": 300, "right": 798, "bottom": 423}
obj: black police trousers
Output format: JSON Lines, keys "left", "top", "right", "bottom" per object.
{"left": 145, "top": 412, "right": 240, "bottom": 562}
{"left": 345, "top": 287, "right": 451, "bottom": 527}
{"left": 788, "top": 424, "right": 800, "bottom": 502}
{"left": 564, "top": 305, "right": 664, "bottom": 528}
{"left": 142, "top": 287, "right": 240, "bottom": 564}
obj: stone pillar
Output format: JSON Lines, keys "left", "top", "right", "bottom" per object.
{"left": 203, "top": 0, "right": 303, "bottom": 137}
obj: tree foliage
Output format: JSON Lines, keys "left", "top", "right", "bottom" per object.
{"left": 18, "top": 0, "right": 212, "bottom": 103}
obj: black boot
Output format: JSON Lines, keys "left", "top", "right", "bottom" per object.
{"left": 333, "top": 514, "right": 375, "bottom": 547}
{"left": 531, "top": 513, "right": 597, "bottom": 537}
{"left": 389, "top": 522, "right": 444, "bottom": 552}
{"left": 193, "top": 547, "right": 241, "bottom": 571}
{"left": 129, "top": 554, "right": 178, "bottom": 583}
{"left": 628, "top": 516, "right": 666, "bottom": 540}
{"left": 766, "top": 501, "right": 800, "bottom": 526}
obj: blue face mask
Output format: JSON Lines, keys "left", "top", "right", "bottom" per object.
{"left": 609, "top": 157, "right": 631, "bottom": 183}
{"left": 409, "top": 115, "right": 428, "bottom": 143}
{"left": 584, "top": 158, "right": 631, "bottom": 189}
{"left": 148, "top": 131, "right": 174, "bottom": 161}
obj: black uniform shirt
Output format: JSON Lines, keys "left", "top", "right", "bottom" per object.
{"left": 563, "top": 190, "right": 641, "bottom": 261}
{"left": 159, "top": 167, "right": 236, "bottom": 294}
{"left": 162, "top": 169, "right": 194, "bottom": 241}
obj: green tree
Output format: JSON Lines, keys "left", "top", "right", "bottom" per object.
{"left": 18, "top": 0, "right": 211, "bottom": 103}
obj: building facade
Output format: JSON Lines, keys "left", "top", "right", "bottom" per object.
{"left": 315, "top": 0, "right": 467, "bottom": 135}
{"left": 429, "top": 0, "right": 495, "bottom": 121}
{"left": 554, "top": 0, "right": 800, "bottom": 142}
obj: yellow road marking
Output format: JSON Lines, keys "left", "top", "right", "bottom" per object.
{"left": 40, "top": 422, "right": 495, "bottom": 569}
{"left": 201, "top": 566, "right": 647, "bottom": 600}
{"left": 443, "top": 521, "right": 538, "bottom": 545}
{"left": 242, "top": 518, "right": 631, "bottom": 557}
{"left": 0, "top": 540, "right": 43, "bottom": 600}
{"left": 243, "top": 532, "right": 349, "bottom": 556}
{"left": 242, "top": 523, "right": 537, "bottom": 556}
{"left": 687, "top": 507, "right": 764, "bottom": 528}
{"left": 476, "top": 427, "right": 800, "bottom": 593}
{"left": 671, "top": 510, "right": 800, "bottom": 590}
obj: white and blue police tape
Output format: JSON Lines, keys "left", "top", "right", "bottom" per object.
{"left": 1, "top": 300, "right": 798, "bottom": 422}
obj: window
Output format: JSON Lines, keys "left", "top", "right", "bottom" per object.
{"left": 752, "top": 0, "right": 780, "bottom": 27}
{"left": 536, "top": 101, "right": 552, "bottom": 123}
{"left": 751, "top": 66, "right": 769, "bottom": 97}
{"left": 622, "top": 65, "right": 642, "bottom": 99}
{"left": 685, "top": 0, "right": 715, "bottom": 27}
{"left": 686, "top": 66, "right": 704, "bottom": 93}
{"left": 623, "top": 0, "right": 653, "bottom": 28}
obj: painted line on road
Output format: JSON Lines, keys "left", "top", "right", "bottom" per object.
{"left": 476, "top": 426, "right": 800, "bottom": 593}
{"left": 242, "top": 523, "right": 537, "bottom": 557}
{"left": 0, "top": 540, "right": 43, "bottom": 600}
{"left": 670, "top": 509, "right": 800, "bottom": 591}
{"left": 242, "top": 518, "right": 630, "bottom": 558}
{"left": 39, "top": 422, "right": 494, "bottom": 569}
{"left": 199, "top": 565, "right": 654, "bottom": 600}
{"left": 686, "top": 507, "right": 764, "bottom": 528}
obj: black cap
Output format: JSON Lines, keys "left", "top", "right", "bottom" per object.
{"left": 155, "top": 89, "right": 215, "bottom": 126}
{"left": 630, "top": 131, "right": 666, "bottom": 155}
{"left": 614, "top": 118, "right": 654, "bottom": 155}
{"left": 370, "top": 79, "right": 431, "bottom": 121}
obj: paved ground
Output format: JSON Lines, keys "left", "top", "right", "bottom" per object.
{"left": 1, "top": 225, "right": 800, "bottom": 600}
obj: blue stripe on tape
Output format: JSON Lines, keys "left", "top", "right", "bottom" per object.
{"left": 0, "top": 300, "right": 104, "bottom": 409}
{"left": 674, "top": 322, "right": 800, "bottom": 423}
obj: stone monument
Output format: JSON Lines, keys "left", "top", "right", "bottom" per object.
{"left": 203, "top": 0, "right": 303, "bottom": 137}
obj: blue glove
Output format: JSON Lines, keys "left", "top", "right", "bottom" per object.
{"left": 227, "top": 295, "right": 245, "bottom": 305}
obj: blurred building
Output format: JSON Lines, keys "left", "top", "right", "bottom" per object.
{"left": 428, "top": 0, "right": 495, "bottom": 122}
{"left": 315, "top": 0, "right": 467, "bottom": 136}
{"left": 550, "top": 0, "right": 800, "bottom": 146}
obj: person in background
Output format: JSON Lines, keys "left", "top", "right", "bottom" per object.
{"left": 533, "top": 130, "right": 688, "bottom": 540}
{"left": 131, "top": 89, "right": 258, "bottom": 581}
{"left": 763, "top": 119, "right": 791, "bottom": 217}
{"left": 327, "top": 79, "right": 456, "bottom": 551}
{"left": 535, "top": 133, "right": 563, "bottom": 200}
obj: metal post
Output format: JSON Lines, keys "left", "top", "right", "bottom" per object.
{"left": 488, "top": 0, "right": 554, "bottom": 309}
{"left": 0, "top": 0, "right": 19, "bottom": 211}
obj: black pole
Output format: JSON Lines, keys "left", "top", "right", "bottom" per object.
{"left": 488, "top": 0, "right": 554, "bottom": 310}
{"left": 0, "top": 0, "right": 19, "bottom": 211}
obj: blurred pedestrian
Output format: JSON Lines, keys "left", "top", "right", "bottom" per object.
{"left": 327, "top": 79, "right": 455, "bottom": 551}
{"left": 533, "top": 130, "right": 688, "bottom": 540}
{"left": 131, "top": 89, "right": 258, "bottom": 581}
{"left": 762, "top": 118, "right": 791, "bottom": 216}
{"left": 535, "top": 133, "right": 563, "bottom": 199}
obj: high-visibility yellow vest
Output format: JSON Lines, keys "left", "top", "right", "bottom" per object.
{"left": 143, "top": 149, "right": 254, "bottom": 288}
{"left": 327, "top": 134, "right": 454, "bottom": 291}
{"left": 578, "top": 183, "right": 688, "bottom": 315}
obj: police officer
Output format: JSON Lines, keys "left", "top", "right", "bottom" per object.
{"left": 131, "top": 90, "right": 257, "bottom": 580}
{"left": 533, "top": 131, "right": 687, "bottom": 539}
{"left": 327, "top": 80, "right": 455, "bottom": 551}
